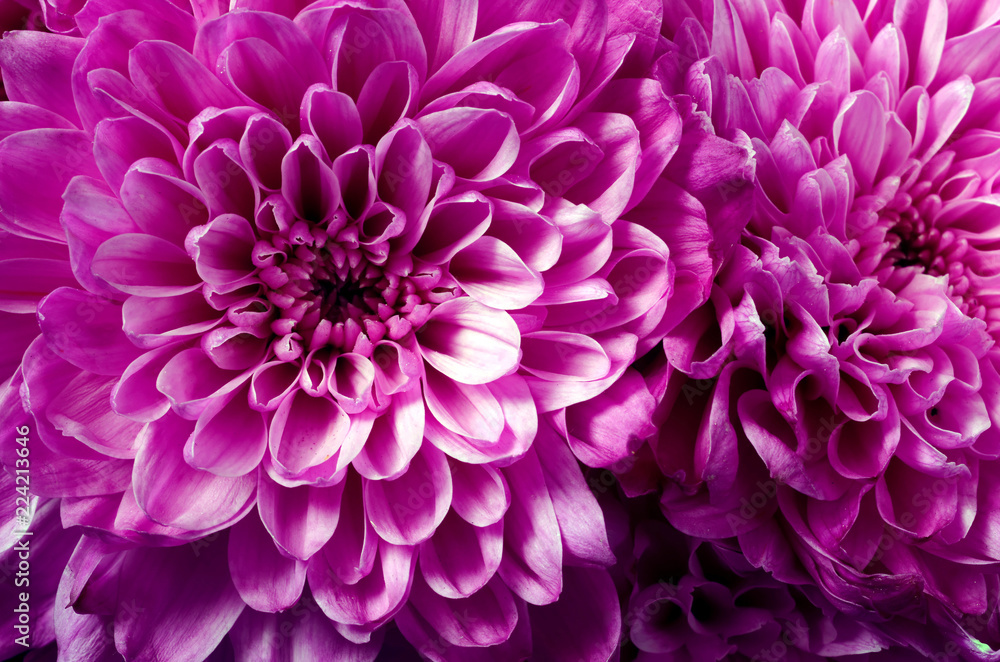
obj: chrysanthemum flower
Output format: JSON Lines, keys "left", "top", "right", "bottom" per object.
{"left": 603, "top": 492, "right": 904, "bottom": 662}
{"left": 610, "top": 2, "right": 1000, "bottom": 659}
{"left": 0, "top": 0, "right": 754, "bottom": 658}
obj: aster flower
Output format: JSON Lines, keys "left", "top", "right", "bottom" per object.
{"left": 607, "top": 2, "right": 1000, "bottom": 659}
{"left": 0, "top": 0, "right": 753, "bottom": 658}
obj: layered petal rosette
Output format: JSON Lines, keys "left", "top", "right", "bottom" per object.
{"left": 608, "top": 3, "right": 1000, "bottom": 659}
{"left": 0, "top": 0, "right": 753, "bottom": 658}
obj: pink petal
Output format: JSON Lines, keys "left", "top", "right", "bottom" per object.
{"left": 0, "top": 31, "right": 82, "bottom": 125}
{"left": 417, "top": 298, "right": 520, "bottom": 385}
{"left": 228, "top": 508, "right": 306, "bottom": 612}
{"left": 268, "top": 391, "right": 350, "bottom": 475}
{"left": 419, "top": 512, "right": 503, "bottom": 599}
{"left": 498, "top": 448, "right": 563, "bottom": 605}
{"left": 258, "top": 471, "right": 346, "bottom": 561}
{"left": 450, "top": 236, "right": 544, "bottom": 310}
{"left": 37, "top": 287, "right": 141, "bottom": 375}
{"left": 185, "top": 382, "right": 267, "bottom": 477}
{"left": 350, "top": 386, "right": 423, "bottom": 478}
{"left": 364, "top": 443, "right": 452, "bottom": 545}
{"left": 114, "top": 536, "right": 245, "bottom": 662}
{"left": 92, "top": 233, "right": 201, "bottom": 296}
{"left": 132, "top": 412, "right": 256, "bottom": 531}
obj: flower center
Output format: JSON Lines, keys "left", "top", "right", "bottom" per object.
{"left": 253, "top": 216, "right": 460, "bottom": 361}
{"left": 878, "top": 182, "right": 985, "bottom": 322}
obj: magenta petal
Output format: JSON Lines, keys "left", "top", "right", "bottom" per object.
{"left": 520, "top": 330, "right": 612, "bottom": 382}
{"left": 258, "top": 471, "right": 345, "bottom": 561}
{"left": 535, "top": 418, "right": 615, "bottom": 567}
{"left": 129, "top": 39, "right": 241, "bottom": 123}
{"left": 528, "top": 566, "right": 620, "bottom": 662}
{"left": 498, "top": 448, "right": 562, "bottom": 605}
{"left": 302, "top": 85, "right": 363, "bottom": 159}
{"left": 409, "top": 573, "right": 518, "bottom": 648}
{"left": 185, "top": 382, "right": 266, "bottom": 477}
{"left": 450, "top": 462, "right": 510, "bottom": 527}
{"left": 449, "top": 236, "right": 544, "bottom": 310}
{"left": 59, "top": 175, "right": 139, "bottom": 301}
{"left": 0, "top": 31, "right": 82, "bottom": 125}
{"left": 193, "top": 140, "right": 259, "bottom": 219}
{"left": 0, "top": 256, "right": 77, "bottom": 314}
{"left": 123, "top": 291, "right": 221, "bottom": 349}
{"left": 364, "top": 443, "right": 452, "bottom": 545}
{"left": 563, "top": 367, "right": 656, "bottom": 467}
{"left": 418, "top": 297, "right": 520, "bottom": 385}
{"left": 412, "top": 191, "right": 492, "bottom": 265}
{"left": 230, "top": 606, "right": 382, "bottom": 661}
{"left": 0, "top": 129, "right": 100, "bottom": 241}
{"left": 228, "top": 507, "right": 306, "bottom": 612}
{"left": 120, "top": 159, "right": 207, "bottom": 248}
{"left": 374, "top": 121, "right": 433, "bottom": 231}
{"left": 114, "top": 535, "right": 245, "bottom": 662}
{"left": 358, "top": 61, "right": 419, "bottom": 142}
{"left": 281, "top": 134, "right": 340, "bottom": 222}
{"left": 309, "top": 539, "right": 416, "bottom": 627}
{"left": 187, "top": 213, "right": 256, "bottom": 286}
{"left": 423, "top": 367, "right": 505, "bottom": 442}
{"left": 46, "top": 371, "right": 144, "bottom": 459}
{"left": 92, "top": 233, "right": 200, "bottom": 296}
{"left": 37, "top": 287, "right": 141, "bottom": 375}
{"left": 417, "top": 108, "right": 519, "bottom": 181}
{"left": 133, "top": 412, "right": 256, "bottom": 530}
{"left": 420, "top": 511, "right": 503, "bottom": 599}
{"left": 268, "top": 391, "right": 350, "bottom": 475}
{"left": 833, "top": 91, "right": 886, "bottom": 193}
{"left": 352, "top": 385, "right": 424, "bottom": 479}
{"left": 312, "top": 471, "right": 378, "bottom": 586}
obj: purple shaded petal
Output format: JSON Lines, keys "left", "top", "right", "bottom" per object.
{"left": 185, "top": 382, "right": 267, "bottom": 477}
{"left": 498, "top": 448, "right": 562, "bottom": 605}
{"left": 364, "top": 443, "right": 452, "bottom": 545}
{"left": 417, "top": 298, "right": 520, "bottom": 385}
{"left": 418, "top": 108, "right": 519, "bottom": 181}
{"left": 420, "top": 511, "right": 503, "bottom": 599}
{"left": 535, "top": 419, "right": 615, "bottom": 567}
{"left": 37, "top": 287, "right": 140, "bottom": 375}
{"left": 450, "top": 462, "right": 509, "bottom": 527}
{"left": 352, "top": 384, "right": 424, "bottom": 479}
{"left": 268, "top": 391, "right": 350, "bottom": 475}
{"left": 46, "top": 371, "right": 144, "bottom": 459}
{"left": 407, "top": 574, "right": 518, "bottom": 648}
{"left": 0, "top": 129, "right": 100, "bottom": 240}
{"left": 230, "top": 605, "right": 382, "bottom": 662}
{"left": 0, "top": 31, "right": 82, "bottom": 125}
{"left": 309, "top": 538, "right": 416, "bottom": 627}
{"left": 92, "top": 233, "right": 201, "bottom": 296}
{"left": 528, "top": 566, "right": 620, "bottom": 662}
{"left": 0, "top": 257, "right": 77, "bottom": 314}
{"left": 114, "top": 535, "right": 245, "bottom": 662}
{"left": 302, "top": 85, "right": 363, "bottom": 160}
{"left": 449, "top": 237, "right": 543, "bottom": 310}
{"left": 228, "top": 508, "right": 306, "bottom": 612}
{"left": 129, "top": 39, "right": 241, "bottom": 123}
{"left": 120, "top": 159, "right": 207, "bottom": 248}
{"left": 258, "top": 471, "right": 346, "bottom": 561}
{"left": 133, "top": 412, "right": 256, "bottom": 530}
{"left": 563, "top": 367, "right": 656, "bottom": 467}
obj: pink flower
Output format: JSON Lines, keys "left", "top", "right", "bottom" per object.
{"left": 615, "top": 2, "right": 1000, "bottom": 658}
{"left": 0, "top": 0, "right": 754, "bottom": 658}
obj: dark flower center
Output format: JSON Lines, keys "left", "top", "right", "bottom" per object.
{"left": 254, "top": 214, "right": 460, "bottom": 362}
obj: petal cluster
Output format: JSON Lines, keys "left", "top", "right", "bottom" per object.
{"left": 610, "top": 2, "right": 1000, "bottom": 658}
{"left": 0, "top": 0, "right": 754, "bottom": 658}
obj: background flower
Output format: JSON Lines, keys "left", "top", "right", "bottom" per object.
{"left": 605, "top": 2, "right": 1000, "bottom": 659}
{"left": 0, "top": 0, "right": 754, "bottom": 659}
